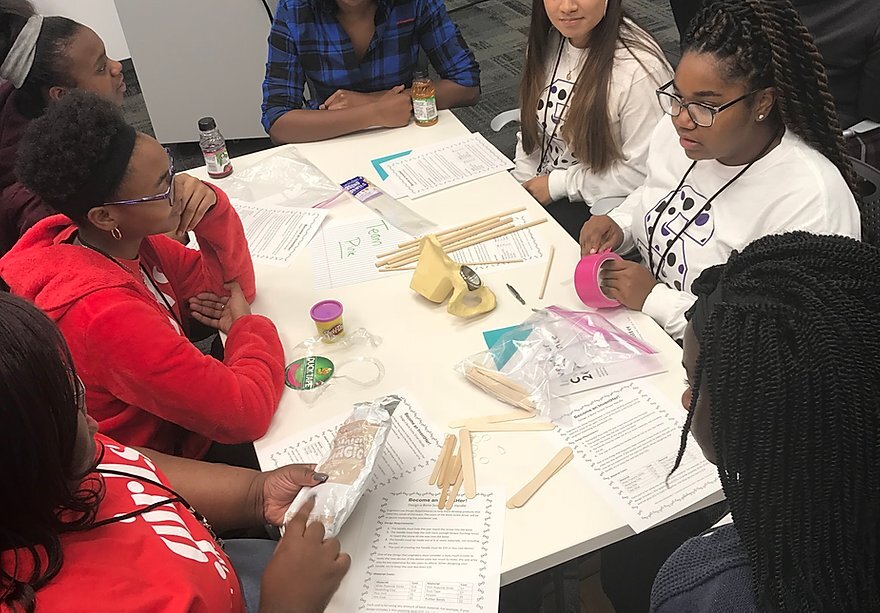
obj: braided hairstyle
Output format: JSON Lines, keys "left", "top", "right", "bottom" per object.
{"left": 671, "top": 231, "right": 880, "bottom": 611}
{"left": 683, "top": 0, "right": 859, "bottom": 200}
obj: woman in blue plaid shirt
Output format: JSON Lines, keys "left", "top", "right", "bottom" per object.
{"left": 261, "top": 0, "right": 481, "bottom": 143}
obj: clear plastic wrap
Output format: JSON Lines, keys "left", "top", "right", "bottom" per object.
{"left": 284, "top": 328, "right": 385, "bottom": 405}
{"left": 283, "top": 395, "right": 401, "bottom": 538}
{"left": 220, "top": 148, "right": 344, "bottom": 208}
{"left": 456, "top": 306, "right": 665, "bottom": 417}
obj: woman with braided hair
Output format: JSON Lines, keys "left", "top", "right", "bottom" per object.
{"left": 579, "top": 0, "right": 861, "bottom": 341}
{"left": 650, "top": 231, "right": 880, "bottom": 612}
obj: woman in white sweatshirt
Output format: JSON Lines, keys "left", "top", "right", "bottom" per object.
{"left": 579, "top": 0, "right": 862, "bottom": 341}
{"left": 512, "top": 0, "right": 671, "bottom": 239}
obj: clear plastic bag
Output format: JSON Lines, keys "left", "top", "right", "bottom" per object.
{"left": 341, "top": 176, "right": 436, "bottom": 236}
{"left": 220, "top": 148, "right": 344, "bottom": 208}
{"left": 282, "top": 394, "right": 401, "bottom": 538}
{"left": 456, "top": 306, "right": 665, "bottom": 417}
{"left": 284, "top": 328, "right": 385, "bottom": 405}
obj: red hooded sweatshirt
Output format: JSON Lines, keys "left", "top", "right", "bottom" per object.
{"left": 0, "top": 185, "right": 285, "bottom": 458}
{"left": 0, "top": 81, "right": 56, "bottom": 256}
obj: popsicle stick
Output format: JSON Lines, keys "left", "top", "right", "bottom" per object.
{"left": 449, "top": 411, "right": 535, "bottom": 429}
{"left": 445, "top": 465, "right": 465, "bottom": 510}
{"left": 380, "top": 258, "right": 524, "bottom": 272}
{"left": 466, "top": 421, "right": 556, "bottom": 432}
{"left": 468, "top": 365, "right": 531, "bottom": 396}
{"left": 459, "top": 429, "right": 477, "bottom": 499}
{"left": 430, "top": 435, "right": 455, "bottom": 487}
{"left": 438, "top": 453, "right": 461, "bottom": 508}
{"left": 506, "top": 447, "right": 574, "bottom": 509}
{"left": 381, "top": 206, "right": 528, "bottom": 254}
{"left": 384, "top": 219, "right": 548, "bottom": 269}
{"left": 538, "top": 246, "right": 555, "bottom": 300}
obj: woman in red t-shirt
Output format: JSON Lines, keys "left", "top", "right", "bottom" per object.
{"left": 0, "top": 291, "right": 350, "bottom": 612}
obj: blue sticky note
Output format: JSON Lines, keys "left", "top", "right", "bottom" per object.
{"left": 371, "top": 150, "right": 412, "bottom": 180}
{"left": 482, "top": 325, "right": 533, "bottom": 369}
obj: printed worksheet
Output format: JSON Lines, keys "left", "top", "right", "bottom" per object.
{"left": 260, "top": 394, "right": 443, "bottom": 493}
{"left": 229, "top": 200, "right": 326, "bottom": 267}
{"left": 384, "top": 133, "right": 515, "bottom": 198}
{"left": 559, "top": 382, "right": 721, "bottom": 532}
{"left": 331, "top": 489, "right": 504, "bottom": 612}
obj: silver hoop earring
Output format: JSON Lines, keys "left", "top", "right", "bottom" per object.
{"left": 111, "top": 226, "right": 123, "bottom": 240}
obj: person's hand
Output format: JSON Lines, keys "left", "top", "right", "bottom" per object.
{"left": 523, "top": 176, "right": 552, "bottom": 205}
{"left": 187, "top": 281, "right": 251, "bottom": 333}
{"left": 372, "top": 85, "right": 412, "bottom": 128}
{"left": 254, "top": 464, "right": 330, "bottom": 526}
{"left": 579, "top": 215, "right": 624, "bottom": 255}
{"left": 320, "top": 89, "right": 380, "bottom": 111}
{"left": 599, "top": 259, "right": 658, "bottom": 311}
{"left": 174, "top": 173, "right": 217, "bottom": 237}
{"left": 260, "top": 497, "right": 351, "bottom": 613}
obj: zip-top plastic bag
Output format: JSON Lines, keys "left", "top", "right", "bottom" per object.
{"left": 456, "top": 306, "right": 665, "bottom": 417}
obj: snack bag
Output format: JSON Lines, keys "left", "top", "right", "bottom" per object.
{"left": 283, "top": 395, "right": 400, "bottom": 538}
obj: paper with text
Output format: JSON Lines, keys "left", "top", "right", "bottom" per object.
{"left": 559, "top": 382, "right": 720, "bottom": 532}
{"left": 260, "top": 395, "right": 442, "bottom": 493}
{"left": 229, "top": 199, "right": 326, "bottom": 267}
{"left": 385, "top": 133, "right": 515, "bottom": 198}
{"left": 341, "top": 489, "right": 504, "bottom": 612}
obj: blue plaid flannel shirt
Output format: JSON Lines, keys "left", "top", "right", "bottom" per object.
{"left": 261, "top": 0, "right": 480, "bottom": 132}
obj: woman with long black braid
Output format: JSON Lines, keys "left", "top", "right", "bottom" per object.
{"left": 650, "top": 231, "right": 880, "bottom": 611}
{"left": 579, "top": 0, "right": 861, "bottom": 341}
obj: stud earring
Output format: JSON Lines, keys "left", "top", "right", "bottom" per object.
{"left": 757, "top": 114, "right": 766, "bottom": 121}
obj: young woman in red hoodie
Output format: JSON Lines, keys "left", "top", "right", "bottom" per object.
{"left": 0, "top": 91, "right": 286, "bottom": 460}
{"left": 0, "top": 0, "right": 127, "bottom": 256}
{"left": 0, "top": 291, "right": 349, "bottom": 613}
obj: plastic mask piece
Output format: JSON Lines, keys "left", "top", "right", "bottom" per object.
{"left": 409, "top": 235, "right": 496, "bottom": 318}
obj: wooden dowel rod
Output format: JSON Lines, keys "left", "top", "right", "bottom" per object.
{"left": 538, "top": 246, "right": 555, "bottom": 300}
{"left": 381, "top": 258, "right": 524, "bottom": 272}
{"left": 377, "top": 218, "right": 513, "bottom": 268}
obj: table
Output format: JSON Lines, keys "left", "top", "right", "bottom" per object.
{"left": 189, "top": 111, "right": 722, "bottom": 586}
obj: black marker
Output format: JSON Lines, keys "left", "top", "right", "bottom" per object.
{"left": 506, "top": 283, "right": 526, "bottom": 305}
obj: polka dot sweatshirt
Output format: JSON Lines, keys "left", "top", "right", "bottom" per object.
{"left": 608, "top": 117, "right": 861, "bottom": 341}
{"left": 512, "top": 25, "right": 671, "bottom": 205}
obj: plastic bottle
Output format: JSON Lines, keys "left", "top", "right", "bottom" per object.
{"left": 198, "top": 116, "right": 233, "bottom": 178}
{"left": 411, "top": 59, "right": 438, "bottom": 127}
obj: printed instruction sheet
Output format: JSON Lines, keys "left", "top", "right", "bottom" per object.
{"left": 229, "top": 199, "right": 326, "bottom": 267}
{"left": 559, "top": 382, "right": 721, "bottom": 532}
{"left": 384, "top": 133, "right": 515, "bottom": 198}
{"left": 329, "top": 489, "right": 504, "bottom": 612}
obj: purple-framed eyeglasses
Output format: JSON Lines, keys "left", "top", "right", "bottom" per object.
{"left": 102, "top": 147, "right": 175, "bottom": 207}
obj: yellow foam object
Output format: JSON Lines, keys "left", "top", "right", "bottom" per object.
{"left": 409, "top": 235, "right": 496, "bottom": 318}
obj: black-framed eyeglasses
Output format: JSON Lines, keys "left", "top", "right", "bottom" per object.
{"left": 655, "top": 80, "right": 762, "bottom": 128}
{"left": 69, "top": 370, "right": 86, "bottom": 412}
{"left": 102, "top": 147, "right": 175, "bottom": 207}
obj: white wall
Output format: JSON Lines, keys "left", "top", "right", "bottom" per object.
{"left": 31, "top": 0, "right": 130, "bottom": 59}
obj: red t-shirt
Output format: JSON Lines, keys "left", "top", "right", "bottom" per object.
{"left": 1, "top": 435, "right": 245, "bottom": 612}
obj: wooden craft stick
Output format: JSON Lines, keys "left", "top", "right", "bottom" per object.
{"left": 538, "top": 246, "right": 555, "bottom": 300}
{"left": 387, "top": 219, "right": 548, "bottom": 268}
{"left": 377, "top": 218, "right": 514, "bottom": 268}
{"left": 464, "top": 366, "right": 536, "bottom": 411}
{"left": 459, "top": 428, "right": 477, "bottom": 499}
{"left": 506, "top": 447, "right": 574, "bottom": 509}
{"left": 466, "top": 421, "right": 556, "bottom": 432}
{"left": 449, "top": 411, "right": 535, "bottom": 429}
{"left": 469, "top": 365, "right": 531, "bottom": 396}
{"left": 383, "top": 206, "right": 527, "bottom": 253}
{"left": 438, "top": 453, "right": 461, "bottom": 509}
{"left": 380, "top": 258, "right": 524, "bottom": 272}
{"left": 445, "top": 465, "right": 465, "bottom": 510}
{"left": 431, "top": 435, "right": 455, "bottom": 487}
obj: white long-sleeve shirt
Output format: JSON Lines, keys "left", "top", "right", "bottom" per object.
{"left": 512, "top": 26, "right": 672, "bottom": 206}
{"left": 608, "top": 117, "right": 862, "bottom": 340}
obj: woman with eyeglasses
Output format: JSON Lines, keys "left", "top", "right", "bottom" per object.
{"left": 0, "top": 91, "right": 286, "bottom": 461}
{"left": 0, "top": 1, "right": 129, "bottom": 257}
{"left": 0, "top": 291, "right": 349, "bottom": 613}
{"left": 578, "top": 0, "right": 861, "bottom": 341}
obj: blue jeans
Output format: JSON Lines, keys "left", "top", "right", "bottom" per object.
{"left": 225, "top": 538, "right": 278, "bottom": 612}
